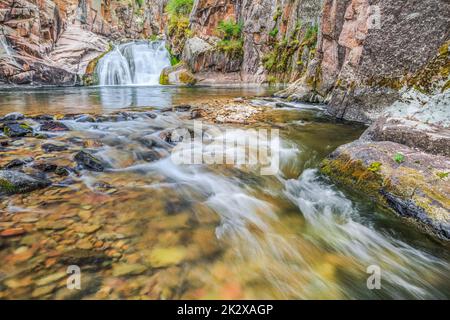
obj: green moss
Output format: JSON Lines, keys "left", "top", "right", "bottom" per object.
{"left": 320, "top": 156, "right": 385, "bottom": 203}
{"left": 179, "top": 71, "right": 196, "bottom": 85}
{"left": 365, "top": 41, "right": 450, "bottom": 94}
{"left": 368, "top": 162, "right": 382, "bottom": 173}
{"left": 84, "top": 43, "right": 113, "bottom": 86}
{"left": 159, "top": 72, "right": 170, "bottom": 85}
{"left": 0, "top": 178, "right": 16, "bottom": 193}
{"left": 436, "top": 172, "right": 449, "bottom": 179}
{"left": 273, "top": 6, "right": 282, "bottom": 22}
{"left": 216, "top": 39, "right": 244, "bottom": 57}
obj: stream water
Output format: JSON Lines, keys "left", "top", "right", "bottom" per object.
{"left": 0, "top": 85, "right": 449, "bottom": 299}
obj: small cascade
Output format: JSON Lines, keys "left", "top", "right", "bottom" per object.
{"left": 0, "top": 35, "right": 20, "bottom": 68}
{"left": 96, "top": 41, "right": 171, "bottom": 86}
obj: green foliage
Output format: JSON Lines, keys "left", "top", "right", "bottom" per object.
{"left": 216, "top": 39, "right": 244, "bottom": 56}
{"left": 368, "top": 162, "right": 382, "bottom": 173}
{"left": 304, "top": 23, "right": 318, "bottom": 48}
{"left": 135, "top": 0, "right": 145, "bottom": 8}
{"left": 215, "top": 19, "right": 243, "bottom": 56}
{"left": 269, "top": 28, "right": 279, "bottom": 38}
{"left": 165, "top": 44, "right": 180, "bottom": 66}
{"left": 217, "top": 20, "right": 243, "bottom": 40}
{"left": 436, "top": 172, "right": 449, "bottom": 179}
{"left": 393, "top": 153, "right": 405, "bottom": 164}
{"left": 273, "top": 6, "right": 282, "bottom": 22}
{"left": 165, "top": 0, "right": 194, "bottom": 16}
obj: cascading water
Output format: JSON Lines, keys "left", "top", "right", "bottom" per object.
{"left": 0, "top": 35, "right": 19, "bottom": 67}
{"left": 96, "top": 41, "right": 171, "bottom": 86}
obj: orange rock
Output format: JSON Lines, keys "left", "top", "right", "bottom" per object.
{"left": 0, "top": 227, "right": 26, "bottom": 237}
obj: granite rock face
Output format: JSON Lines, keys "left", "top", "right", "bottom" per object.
{"left": 0, "top": 0, "right": 168, "bottom": 85}
{"left": 278, "top": 0, "right": 450, "bottom": 123}
{"left": 321, "top": 140, "right": 450, "bottom": 240}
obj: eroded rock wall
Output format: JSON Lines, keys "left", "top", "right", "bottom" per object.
{"left": 0, "top": 0, "right": 168, "bottom": 85}
{"left": 279, "top": 0, "right": 450, "bottom": 123}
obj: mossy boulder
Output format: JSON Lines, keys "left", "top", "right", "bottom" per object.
{"left": 3, "top": 122, "right": 33, "bottom": 137}
{"left": 159, "top": 63, "right": 197, "bottom": 86}
{"left": 0, "top": 170, "right": 51, "bottom": 194}
{"left": 321, "top": 141, "right": 450, "bottom": 240}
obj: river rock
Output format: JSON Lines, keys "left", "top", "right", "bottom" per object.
{"left": 2, "top": 158, "right": 32, "bottom": 170}
{"left": 112, "top": 264, "right": 147, "bottom": 277}
{"left": 3, "top": 122, "right": 33, "bottom": 137}
{"left": 74, "top": 151, "right": 107, "bottom": 172}
{"left": 1, "top": 112, "right": 24, "bottom": 121}
{"left": 75, "top": 115, "right": 96, "bottom": 123}
{"left": 321, "top": 141, "right": 450, "bottom": 240}
{"left": 39, "top": 121, "right": 70, "bottom": 132}
{"left": 59, "top": 249, "right": 112, "bottom": 267}
{"left": 32, "top": 163, "right": 58, "bottom": 173}
{"left": 0, "top": 170, "right": 51, "bottom": 194}
{"left": 41, "top": 143, "right": 68, "bottom": 153}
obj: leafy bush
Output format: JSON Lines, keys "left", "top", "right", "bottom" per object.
{"left": 166, "top": 0, "right": 194, "bottom": 16}
{"left": 217, "top": 20, "right": 243, "bottom": 40}
{"left": 216, "top": 39, "right": 244, "bottom": 56}
{"left": 215, "top": 19, "right": 243, "bottom": 56}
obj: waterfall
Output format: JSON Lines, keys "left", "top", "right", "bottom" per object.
{"left": 96, "top": 41, "right": 171, "bottom": 86}
{"left": 0, "top": 35, "right": 20, "bottom": 68}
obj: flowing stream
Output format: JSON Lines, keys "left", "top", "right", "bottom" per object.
{"left": 0, "top": 92, "right": 448, "bottom": 299}
{"left": 96, "top": 41, "right": 171, "bottom": 86}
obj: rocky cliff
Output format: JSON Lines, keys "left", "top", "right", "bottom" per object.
{"left": 0, "top": 0, "right": 169, "bottom": 85}
{"left": 278, "top": 0, "right": 450, "bottom": 123}
{"left": 179, "top": 0, "right": 323, "bottom": 83}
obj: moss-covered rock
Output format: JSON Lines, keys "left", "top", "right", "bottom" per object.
{"left": 82, "top": 43, "right": 113, "bottom": 86}
{"left": 321, "top": 141, "right": 450, "bottom": 240}
{"left": 159, "top": 63, "right": 197, "bottom": 86}
{"left": 0, "top": 170, "right": 51, "bottom": 194}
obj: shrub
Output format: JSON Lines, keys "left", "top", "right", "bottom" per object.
{"left": 166, "top": 0, "right": 194, "bottom": 16}
{"left": 216, "top": 39, "right": 244, "bottom": 56}
{"left": 217, "top": 20, "right": 243, "bottom": 40}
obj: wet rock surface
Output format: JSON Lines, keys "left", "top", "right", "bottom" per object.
{"left": 0, "top": 170, "right": 51, "bottom": 194}
{"left": 321, "top": 141, "right": 450, "bottom": 240}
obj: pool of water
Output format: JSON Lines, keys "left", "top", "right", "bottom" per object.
{"left": 0, "top": 85, "right": 276, "bottom": 115}
{"left": 0, "top": 87, "right": 449, "bottom": 299}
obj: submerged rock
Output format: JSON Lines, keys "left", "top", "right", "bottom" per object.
{"left": 0, "top": 170, "right": 51, "bottom": 194}
{"left": 3, "top": 122, "right": 33, "bottom": 137}
{"left": 39, "top": 121, "right": 70, "bottom": 132}
{"left": 41, "top": 143, "right": 68, "bottom": 153}
{"left": 74, "top": 151, "right": 107, "bottom": 172}
{"left": 321, "top": 141, "right": 450, "bottom": 240}
{"left": 2, "top": 158, "right": 33, "bottom": 170}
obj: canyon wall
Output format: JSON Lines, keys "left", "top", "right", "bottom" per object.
{"left": 0, "top": 0, "right": 324, "bottom": 85}
{"left": 0, "top": 0, "right": 167, "bottom": 85}
{"left": 279, "top": 0, "right": 450, "bottom": 123}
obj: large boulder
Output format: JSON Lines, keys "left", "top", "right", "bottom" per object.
{"left": 160, "top": 63, "right": 197, "bottom": 86}
{"left": 321, "top": 141, "right": 450, "bottom": 240}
